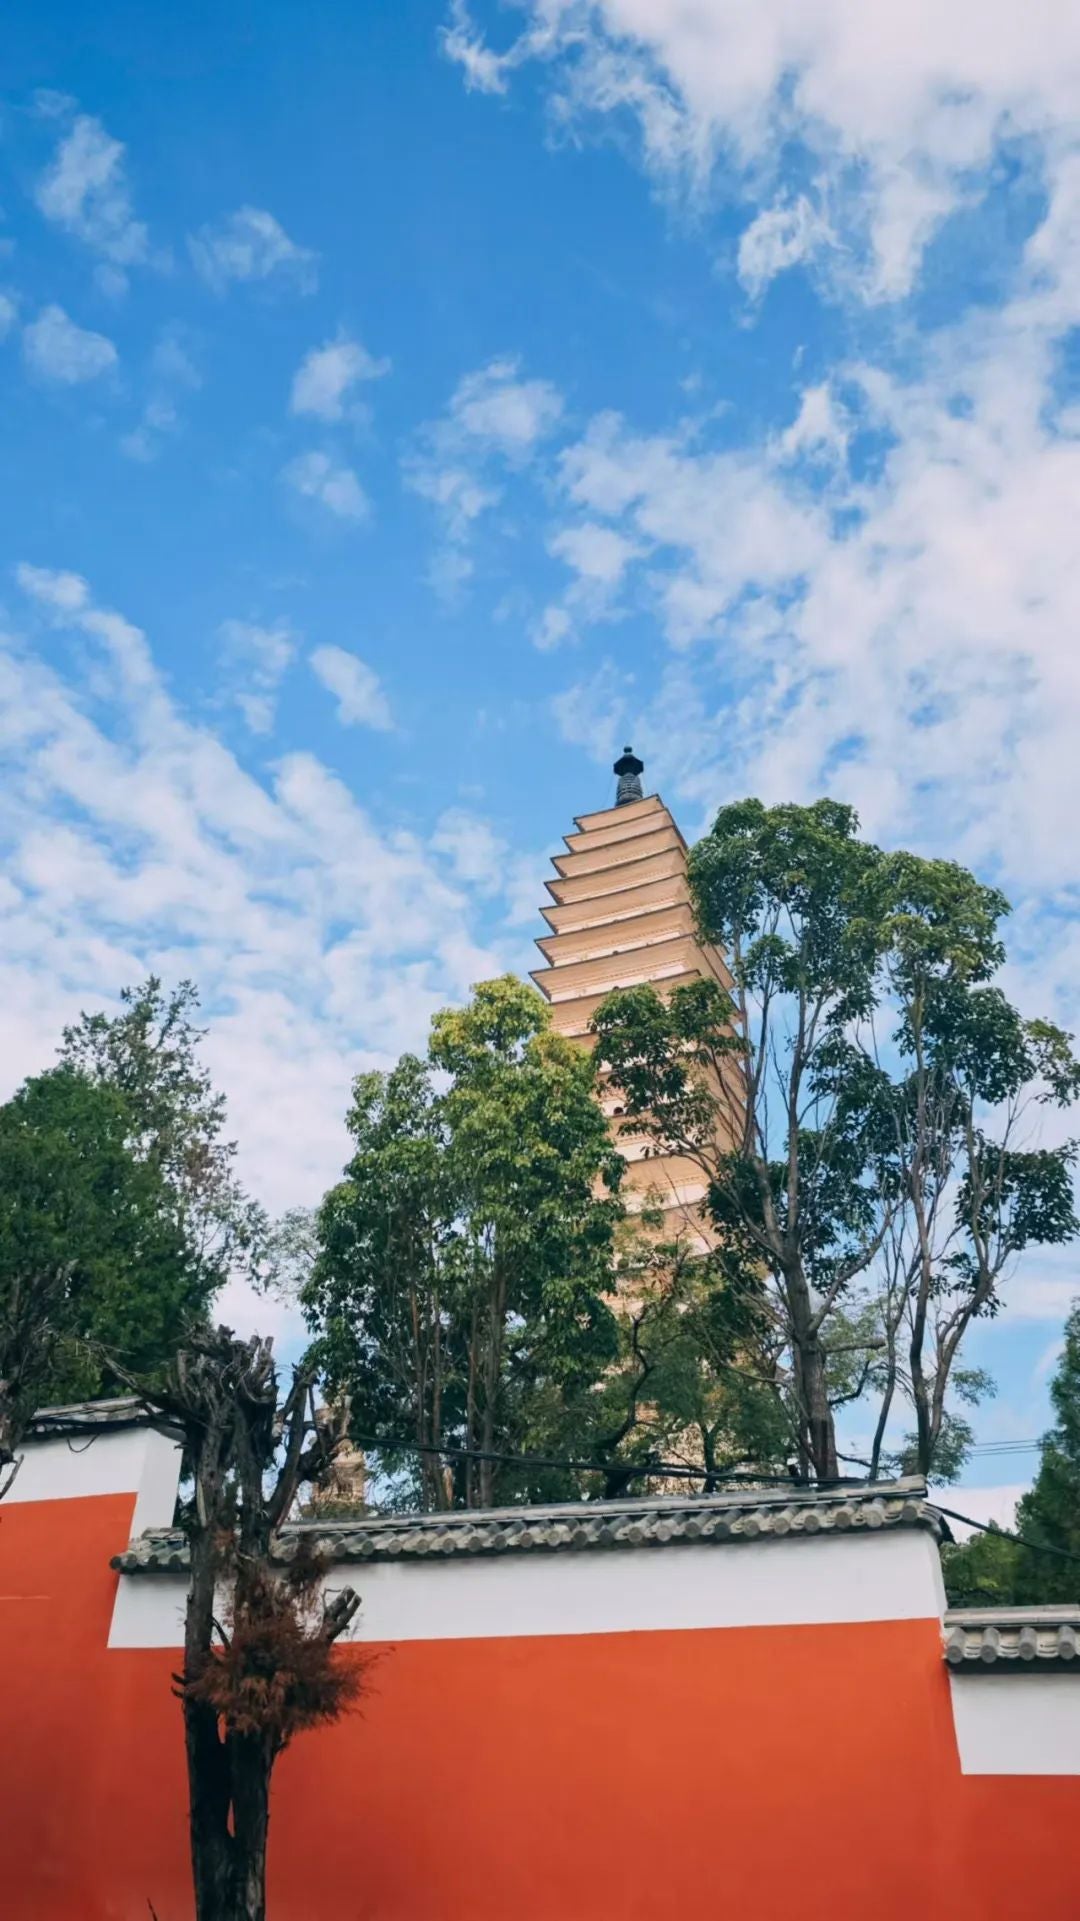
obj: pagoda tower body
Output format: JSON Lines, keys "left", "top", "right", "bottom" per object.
{"left": 532, "top": 749, "right": 738, "bottom": 1251}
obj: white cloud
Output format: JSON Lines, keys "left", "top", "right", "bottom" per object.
{"left": 23, "top": 304, "right": 117, "bottom": 384}
{"left": 35, "top": 112, "right": 149, "bottom": 271}
{"left": 440, "top": 0, "right": 514, "bottom": 94}
{"left": 188, "top": 206, "right": 317, "bottom": 294}
{"left": 284, "top": 451, "right": 369, "bottom": 523}
{"left": 532, "top": 605, "right": 574, "bottom": 652}
{"left": 2, "top": 569, "right": 510, "bottom": 1215}
{"left": 774, "top": 383, "right": 849, "bottom": 463}
{"left": 450, "top": 0, "right": 1080, "bottom": 302}
{"left": 219, "top": 620, "right": 296, "bottom": 734}
{"left": 939, "top": 1484, "right": 1026, "bottom": 1538}
{"left": 451, "top": 356, "right": 563, "bottom": 454}
{"left": 540, "top": 521, "right": 642, "bottom": 653}
{"left": 405, "top": 356, "right": 564, "bottom": 598}
{"left": 120, "top": 397, "right": 178, "bottom": 463}
{"left": 309, "top": 644, "right": 393, "bottom": 730}
{"left": 405, "top": 460, "right": 499, "bottom": 541}
{"left": 737, "top": 194, "right": 834, "bottom": 299}
{"left": 997, "top": 1274, "right": 1080, "bottom": 1326}
{"left": 549, "top": 521, "right": 640, "bottom": 585}
{"left": 432, "top": 807, "right": 506, "bottom": 890}
{"left": 16, "top": 564, "right": 90, "bottom": 614}
{"left": 290, "top": 332, "right": 390, "bottom": 420}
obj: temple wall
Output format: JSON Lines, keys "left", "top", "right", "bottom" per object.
{"left": 2, "top": 1423, "right": 1080, "bottom": 1920}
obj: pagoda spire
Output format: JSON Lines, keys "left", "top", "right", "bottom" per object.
{"left": 613, "top": 744, "right": 644, "bottom": 807}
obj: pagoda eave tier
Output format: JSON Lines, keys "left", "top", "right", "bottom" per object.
{"left": 553, "top": 827, "right": 681, "bottom": 882}
{"left": 545, "top": 845, "right": 687, "bottom": 910}
{"left": 573, "top": 793, "right": 664, "bottom": 835}
{"left": 540, "top": 871, "right": 688, "bottom": 936}
{"left": 543, "top": 969, "right": 706, "bottom": 1039}
{"left": 535, "top": 899, "right": 696, "bottom": 967}
{"left": 532, "top": 932, "right": 725, "bottom": 1005}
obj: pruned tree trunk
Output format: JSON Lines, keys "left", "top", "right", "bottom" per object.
{"left": 785, "top": 1265, "right": 839, "bottom": 1482}
{"left": 118, "top": 1328, "right": 364, "bottom": 1921}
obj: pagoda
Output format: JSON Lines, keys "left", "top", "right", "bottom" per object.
{"left": 532, "top": 748, "right": 738, "bottom": 1250}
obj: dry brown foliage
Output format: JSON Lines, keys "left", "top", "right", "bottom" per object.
{"left": 187, "top": 1538, "right": 371, "bottom": 1751}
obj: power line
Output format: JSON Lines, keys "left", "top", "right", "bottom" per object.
{"left": 353, "top": 1431, "right": 805, "bottom": 1487}
{"left": 934, "top": 1503, "right": 1080, "bottom": 1572}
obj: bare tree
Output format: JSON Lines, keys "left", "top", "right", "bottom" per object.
{"left": 120, "top": 1327, "right": 368, "bottom": 1921}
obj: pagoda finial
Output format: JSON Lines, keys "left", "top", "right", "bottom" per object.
{"left": 613, "top": 744, "right": 644, "bottom": 807}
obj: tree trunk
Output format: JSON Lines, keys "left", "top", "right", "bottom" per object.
{"left": 184, "top": 1695, "right": 234, "bottom": 1921}
{"left": 477, "top": 1255, "right": 507, "bottom": 1507}
{"left": 184, "top": 1504, "right": 235, "bottom": 1921}
{"left": 787, "top": 1268, "right": 839, "bottom": 1481}
{"left": 230, "top": 1732, "right": 273, "bottom": 1921}
{"left": 909, "top": 1330, "right": 934, "bottom": 1479}
{"left": 798, "top": 1339, "right": 838, "bottom": 1481}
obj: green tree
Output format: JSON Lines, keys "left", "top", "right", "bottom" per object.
{"left": 942, "top": 1307, "right": 1080, "bottom": 1607}
{"left": 0, "top": 1066, "right": 206, "bottom": 1488}
{"left": 304, "top": 976, "right": 627, "bottom": 1508}
{"left": 577, "top": 1226, "right": 790, "bottom": 1497}
{"left": 59, "top": 976, "right": 266, "bottom": 1295}
{"left": 866, "top": 853, "right": 1079, "bottom": 1479}
{"left": 593, "top": 798, "right": 1079, "bottom": 1483}
{"left": 1012, "top": 1303, "right": 1080, "bottom": 1600}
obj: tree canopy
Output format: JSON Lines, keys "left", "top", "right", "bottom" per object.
{"left": 944, "top": 1301, "right": 1080, "bottom": 1607}
{"left": 59, "top": 976, "right": 265, "bottom": 1294}
{"left": 594, "top": 797, "right": 1079, "bottom": 1483}
{"left": 303, "top": 975, "right": 628, "bottom": 1507}
{"left": 0, "top": 1065, "right": 210, "bottom": 1472}
{"left": 1, "top": 976, "right": 262, "bottom": 1484}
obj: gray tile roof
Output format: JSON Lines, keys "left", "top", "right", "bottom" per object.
{"left": 29, "top": 1396, "right": 155, "bottom": 1435}
{"left": 112, "top": 1476, "right": 940, "bottom": 1574}
{"left": 944, "top": 1607, "right": 1080, "bottom": 1673}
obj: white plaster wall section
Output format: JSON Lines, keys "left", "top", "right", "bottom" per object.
{"left": 950, "top": 1673, "right": 1080, "bottom": 1775}
{"left": 110, "top": 1571, "right": 187, "bottom": 1651}
{"left": 129, "top": 1427, "right": 184, "bottom": 1537}
{"left": 5, "top": 1426, "right": 162, "bottom": 1506}
{"left": 109, "top": 1528, "right": 945, "bottom": 1650}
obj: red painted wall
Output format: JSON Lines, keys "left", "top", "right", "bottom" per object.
{"left": 1, "top": 1492, "right": 1078, "bottom": 1920}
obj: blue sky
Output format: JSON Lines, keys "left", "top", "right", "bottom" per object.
{"left": 3, "top": 1, "right": 1080, "bottom": 1509}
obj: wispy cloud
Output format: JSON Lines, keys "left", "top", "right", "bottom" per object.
{"left": 23, "top": 304, "right": 117, "bottom": 383}
{"left": 432, "top": 807, "right": 507, "bottom": 891}
{"left": 219, "top": 620, "right": 296, "bottom": 734}
{"left": 445, "top": 0, "right": 1080, "bottom": 303}
{"left": 119, "top": 324, "right": 202, "bottom": 463}
{"left": 290, "top": 332, "right": 390, "bottom": 420}
{"left": 737, "top": 194, "right": 836, "bottom": 300}
{"left": 283, "top": 451, "right": 369, "bottom": 522}
{"left": 34, "top": 109, "right": 151, "bottom": 293}
{"left": 188, "top": 206, "right": 318, "bottom": 294}
{"left": 405, "top": 355, "right": 564, "bottom": 599}
{"left": 309, "top": 643, "right": 392, "bottom": 730}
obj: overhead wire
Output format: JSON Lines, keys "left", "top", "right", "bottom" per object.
{"left": 352, "top": 1430, "right": 806, "bottom": 1487}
